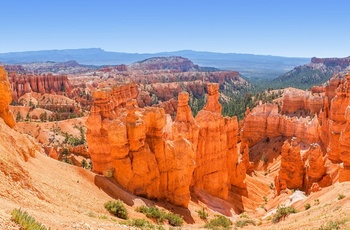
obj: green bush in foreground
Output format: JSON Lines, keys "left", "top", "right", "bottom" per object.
{"left": 104, "top": 200, "right": 128, "bottom": 219}
{"left": 196, "top": 207, "right": 209, "bottom": 220}
{"left": 136, "top": 205, "right": 167, "bottom": 223}
{"left": 120, "top": 219, "right": 158, "bottom": 229}
{"left": 272, "top": 205, "right": 297, "bottom": 223}
{"left": 136, "top": 205, "right": 184, "bottom": 226}
{"left": 166, "top": 212, "right": 183, "bottom": 227}
{"left": 11, "top": 208, "right": 50, "bottom": 230}
{"left": 205, "top": 215, "right": 232, "bottom": 229}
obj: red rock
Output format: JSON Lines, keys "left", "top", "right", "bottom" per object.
{"left": 8, "top": 72, "right": 72, "bottom": 101}
{"left": 172, "top": 92, "right": 199, "bottom": 148}
{"left": 325, "top": 74, "right": 350, "bottom": 162}
{"left": 193, "top": 83, "right": 239, "bottom": 199}
{"left": 278, "top": 138, "right": 305, "bottom": 190}
{"left": 241, "top": 103, "right": 320, "bottom": 147}
{"left": 281, "top": 87, "right": 324, "bottom": 115}
{"left": 87, "top": 85, "right": 197, "bottom": 207}
{"left": 0, "top": 67, "right": 16, "bottom": 128}
{"left": 87, "top": 83, "right": 242, "bottom": 207}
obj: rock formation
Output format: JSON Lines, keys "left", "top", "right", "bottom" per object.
{"left": 281, "top": 88, "right": 324, "bottom": 115}
{"left": 87, "top": 83, "right": 242, "bottom": 207}
{"left": 243, "top": 73, "right": 350, "bottom": 195}
{"left": 311, "top": 57, "right": 350, "bottom": 68}
{"left": 326, "top": 73, "right": 350, "bottom": 163}
{"left": 339, "top": 105, "right": 350, "bottom": 181}
{"left": 275, "top": 138, "right": 332, "bottom": 195}
{"left": 8, "top": 72, "right": 72, "bottom": 101}
{"left": 87, "top": 83, "right": 197, "bottom": 207}
{"left": 241, "top": 103, "right": 320, "bottom": 147}
{"left": 278, "top": 138, "right": 305, "bottom": 190}
{"left": 0, "top": 67, "right": 16, "bottom": 128}
{"left": 192, "top": 84, "right": 239, "bottom": 199}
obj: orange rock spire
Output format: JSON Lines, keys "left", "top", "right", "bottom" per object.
{"left": 0, "top": 67, "right": 15, "bottom": 128}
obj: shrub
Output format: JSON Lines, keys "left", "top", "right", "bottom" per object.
{"left": 166, "top": 212, "right": 183, "bottom": 226}
{"left": 272, "top": 205, "right": 297, "bottom": 223}
{"left": 11, "top": 208, "right": 50, "bottom": 230}
{"left": 337, "top": 194, "right": 345, "bottom": 200}
{"left": 235, "top": 218, "right": 256, "bottom": 228}
{"left": 104, "top": 200, "right": 128, "bottom": 219}
{"left": 196, "top": 207, "right": 209, "bottom": 220}
{"left": 136, "top": 205, "right": 167, "bottom": 223}
{"left": 204, "top": 215, "right": 232, "bottom": 229}
{"left": 304, "top": 203, "right": 311, "bottom": 210}
{"left": 235, "top": 213, "right": 256, "bottom": 228}
{"left": 136, "top": 205, "right": 183, "bottom": 226}
{"left": 120, "top": 219, "right": 155, "bottom": 229}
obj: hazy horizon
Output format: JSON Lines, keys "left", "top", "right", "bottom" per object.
{"left": 1, "top": 0, "right": 350, "bottom": 58}
{"left": 0, "top": 48, "right": 316, "bottom": 59}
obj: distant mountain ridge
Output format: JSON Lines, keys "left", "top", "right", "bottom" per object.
{"left": 274, "top": 56, "right": 350, "bottom": 89}
{"left": 0, "top": 48, "right": 309, "bottom": 78}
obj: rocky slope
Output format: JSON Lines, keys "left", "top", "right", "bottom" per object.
{"left": 275, "top": 56, "right": 350, "bottom": 89}
{"left": 241, "top": 72, "right": 350, "bottom": 195}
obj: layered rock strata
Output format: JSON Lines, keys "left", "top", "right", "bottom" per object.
{"left": 8, "top": 72, "right": 72, "bottom": 101}
{"left": 281, "top": 88, "right": 324, "bottom": 115}
{"left": 243, "top": 73, "right": 350, "bottom": 195}
{"left": 241, "top": 103, "right": 320, "bottom": 147}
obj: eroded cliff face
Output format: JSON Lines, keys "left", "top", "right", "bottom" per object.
{"left": 325, "top": 74, "right": 350, "bottom": 163}
{"left": 274, "top": 138, "right": 331, "bottom": 195}
{"left": 87, "top": 84, "right": 197, "bottom": 207}
{"left": 192, "top": 84, "right": 239, "bottom": 199}
{"left": 281, "top": 88, "right": 324, "bottom": 115}
{"left": 241, "top": 103, "right": 320, "bottom": 147}
{"left": 87, "top": 83, "right": 242, "bottom": 207}
{"left": 0, "top": 67, "right": 16, "bottom": 128}
{"left": 243, "top": 73, "right": 350, "bottom": 195}
{"left": 8, "top": 72, "right": 72, "bottom": 101}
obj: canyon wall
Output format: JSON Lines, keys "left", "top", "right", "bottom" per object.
{"left": 8, "top": 72, "right": 72, "bottom": 101}
{"left": 242, "top": 73, "right": 350, "bottom": 194}
{"left": 241, "top": 103, "right": 320, "bottom": 148}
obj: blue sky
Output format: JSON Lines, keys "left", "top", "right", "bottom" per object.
{"left": 0, "top": 0, "right": 349, "bottom": 57}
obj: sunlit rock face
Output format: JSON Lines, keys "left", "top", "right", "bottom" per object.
{"left": 0, "top": 67, "right": 15, "bottom": 128}
{"left": 87, "top": 83, "right": 242, "bottom": 207}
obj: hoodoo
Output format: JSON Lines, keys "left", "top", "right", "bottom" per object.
{"left": 87, "top": 83, "right": 244, "bottom": 207}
